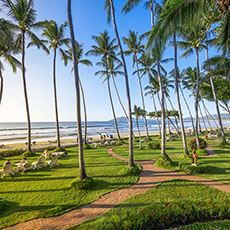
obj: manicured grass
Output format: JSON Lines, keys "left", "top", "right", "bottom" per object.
{"left": 0, "top": 147, "right": 139, "bottom": 229}
{"left": 173, "top": 219, "right": 230, "bottom": 229}
{"left": 75, "top": 180, "right": 230, "bottom": 230}
{"left": 114, "top": 135, "right": 230, "bottom": 183}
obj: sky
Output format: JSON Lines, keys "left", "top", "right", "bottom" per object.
{"left": 0, "top": 0, "right": 224, "bottom": 122}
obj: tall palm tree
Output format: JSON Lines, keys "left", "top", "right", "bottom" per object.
{"left": 0, "top": 19, "right": 21, "bottom": 105}
{"left": 67, "top": 0, "right": 87, "bottom": 180}
{"left": 178, "top": 22, "right": 207, "bottom": 149}
{"left": 87, "top": 31, "right": 122, "bottom": 141}
{"left": 37, "top": 20, "right": 69, "bottom": 148}
{"left": 123, "top": 31, "right": 150, "bottom": 138}
{"left": 151, "top": 37, "right": 169, "bottom": 158}
{"left": 61, "top": 42, "right": 92, "bottom": 145}
{"left": 105, "top": 0, "right": 134, "bottom": 167}
{"left": 203, "top": 56, "right": 229, "bottom": 143}
{"left": 2, "top": 0, "right": 47, "bottom": 152}
{"left": 132, "top": 105, "right": 146, "bottom": 149}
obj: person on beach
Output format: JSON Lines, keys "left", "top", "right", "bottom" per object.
{"left": 192, "top": 148, "right": 198, "bottom": 166}
{"left": 43, "top": 150, "right": 50, "bottom": 159}
{"left": 2, "top": 160, "right": 14, "bottom": 177}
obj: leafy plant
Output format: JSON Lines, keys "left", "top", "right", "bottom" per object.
{"left": 189, "top": 138, "right": 207, "bottom": 150}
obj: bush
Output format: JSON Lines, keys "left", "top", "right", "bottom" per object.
{"left": 155, "top": 155, "right": 176, "bottom": 168}
{"left": 189, "top": 138, "right": 207, "bottom": 150}
{"left": 0, "top": 198, "right": 8, "bottom": 214}
{"left": 71, "top": 177, "right": 95, "bottom": 190}
{"left": 197, "top": 149, "right": 208, "bottom": 156}
{"left": 147, "top": 142, "right": 161, "bottom": 150}
{"left": 46, "top": 146, "right": 56, "bottom": 151}
{"left": 83, "top": 144, "right": 92, "bottom": 150}
{"left": 52, "top": 147, "right": 66, "bottom": 152}
{"left": 0, "top": 149, "right": 24, "bottom": 158}
{"left": 22, "top": 150, "right": 35, "bottom": 158}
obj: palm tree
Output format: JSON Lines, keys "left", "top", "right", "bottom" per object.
{"left": 67, "top": 0, "right": 87, "bottom": 180}
{"left": 61, "top": 42, "right": 92, "bottom": 145}
{"left": 178, "top": 22, "right": 207, "bottom": 149}
{"left": 123, "top": 0, "right": 162, "bottom": 28}
{"left": 38, "top": 20, "right": 69, "bottom": 148}
{"left": 132, "top": 105, "right": 146, "bottom": 149}
{"left": 151, "top": 37, "right": 169, "bottom": 158}
{"left": 1, "top": 0, "right": 47, "bottom": 152}
{"left": 203, "top": 56, "right": 229, "bottom": 143}
{"left": 87, "top": 31, "right": 122, "bottom": 141}
{"left": 105, "top": 0, "right": 134, "bottom": 167}
{"left": 123, "top": 31, "right": 150, "bottom": 139}
{"left": 0, "top": 19, "right": 21, "bottom": 105}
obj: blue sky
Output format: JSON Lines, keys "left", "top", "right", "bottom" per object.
{"left": 0, "top": 0, "right": 222, "bottom": 122}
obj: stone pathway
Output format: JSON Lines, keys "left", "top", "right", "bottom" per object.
{"left": 5, "top": 149, "right": 230, "bottom": 230}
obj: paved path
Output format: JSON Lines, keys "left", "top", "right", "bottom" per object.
{"left": 5, "top": 149, "right": 230, "bottom": 230}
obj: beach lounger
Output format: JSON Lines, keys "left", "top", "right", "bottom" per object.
{"left": 31, "top": 156, "right": 46, "bottom": 170}
{"left": 48, "top": 156, "right": 59, "bottom": 168}
{"left": 1, "top": 164, "right": 14, "bottom": 178}
{"left": 52, "top": 152, "right": 66, "bottom": 158}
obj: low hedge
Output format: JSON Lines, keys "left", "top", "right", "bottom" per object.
{"left": 0, "top": 149, "right": 24, "bottom": 158}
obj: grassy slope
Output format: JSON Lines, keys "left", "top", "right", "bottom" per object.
{"left": 75, "top": 180, "right": 230, "bottom": 229}
{"left": 172, "top": 219, "right": 230, "bottom": 229}
{"left": 0, "top": 147, "right": 138, "bottom": 229}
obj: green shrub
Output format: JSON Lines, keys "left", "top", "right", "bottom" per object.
{"left": 22, "top": 150, "right": 35, "bottom": 158}
{"left": 197, "top": 149, "right": 208, "bottom": 156}
{"left": 155, "top": 155, "right": 176, "bottom": 168}
{"left": 147, "top": 142, "right": 161, "bottom": 149}
{"left": 0, "top": 198, "right": 8, "bottom": 214}
{"left": 46, "top": 146, "right": 56, "bottom": 151}
{"left": 83, "top": 144, "right": 93, "bottom": 150}
{"left": 71, "top": 177, "right": 95, "bottom": 190}
{"left": 0, "top": 149, "right": 24, "bottom": 158}
{"left": 189, "top": 138, "right": 207, "bottom": 150}
{"left": 52, "top": 147, "right": 66, "bottom": 152}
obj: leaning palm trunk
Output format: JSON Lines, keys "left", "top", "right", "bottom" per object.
{"left": 0, "top": 69, "right": 3, "bottom": 106}
{"left": 53, "top": 49, "right": 61, "bottom": 148}
{"left": 107, "top": 76, "right": 122, "bottom": 141}
{"left": 135, "top": 56, "right": 150, "bottom": 138}
{"left": 198, "top": 103, "right": 207, "bottom": 132}
{"left": 157, "top": 60, "right": 167, "bottom": 157}
{"left": 168, "top": 97, "right": 180, "bottom": 133}
{"left": 136, "top": 116, "right": 142, "bottom": 149}
{"left": 22, "top": 32, "right": 32, "bottom": 152}
{"left": 202, "top": 100, "right": 219, "bottom": 129}
{"left": 152, "top": 94, "right": 161, "bottom": 136}
{"left": 206, "top": 47, "right": 226, "bottom": 143}
{"left": 195, "top": 48, "right": 201, "bottom": 149}
{"left": 79, "top": 80, "right": 88, "bottom": 145}
{"left": 165, "top": 102, "right": 171, "bottom": 135}
{"left": 179, "top": 84, "right": 195, "bottom": 133}
{"left": 173, "top": 34, "right": 188, "bottom": 154}
{"left": 110, "top": 0, "right": 134, "bottom": 167}
{"left": 201, "top": 99, "right": 212, "bottom": 131}
{"left": 67, "top": 0, "right": 87, "bottom": 180}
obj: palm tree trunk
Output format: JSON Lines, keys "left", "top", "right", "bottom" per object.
{"left": 111, "top": 75, "right": 129, "bottom": 121}
{"left": 210, "top": 78, "right": 227, "bottom": 143}
{"left": 151, "top": 3, "right": 154, "bottom": 28}
{"left": 157, "top": 60, "right": 167, "bottom": 157}
{"left": 198, "top": 103, "right": 207, "bottom": 132}
{"left": 201, "top": 99, "right": 212, "bottom": 131}
{"left": 22, "top": 32, "right": 31, "bottom": 152}
{"left": 110, "top": 0, "right": 134, "bottom": 167}
{"left": 179, "top": 84, "right": 195, "bottom": 133}
{"left": 165, "top": 101, "right": 171, "bottom": 135}
{"left": 107, "top": 76, "right": 122, "bottom": 141}
{"left": 67, "top": 0, "right": 87, "bottom": 180}
{"left": 0, "top": 68, "right": 3, "bottom": 106}
{"left": 173, "top": 34, "right": 188, "bottom": 154}
{"left": 167, "top": 97, "right": 180, "bottom": 133}
{"left": 135, "top": 55, "right": 149, "bottom": 138}
{"left": 152, "top": 94, "right": 161, "bottom": 136}
{"left": 53, "top": 49, "right": 61, "bottom": 148}
{"left": 202, "top": 100, "right": 219, "bottom": 129}
{"left": 79, "top": 80, "right": 87, "bottom": 145}
{"left": 136, "top": 116, "right": 141, "bottom": 148}
{"left": 195, "top": 48, "right": 200, "bottom": 149}
{"left": 206, "top": 46, "right": 226, "bottom": 143}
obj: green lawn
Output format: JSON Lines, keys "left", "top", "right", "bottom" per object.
{"left": 172, "top": 219, "right": 230, "bottom": 229}
{"left": 75, "top": 180, "right": 230, "bottom": 230}
{"left": 0, "top": 147, "right": 139, "bottom": 229}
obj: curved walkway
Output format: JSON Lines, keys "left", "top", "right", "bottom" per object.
{"left": 5, "top": 149, "right": 230, "bottom": 230}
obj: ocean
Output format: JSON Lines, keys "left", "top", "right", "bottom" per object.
{"left": 0, "top": 119, "right": 229, "bottom": 144}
